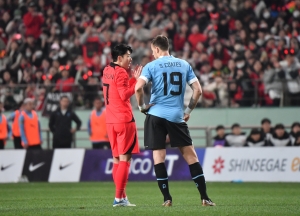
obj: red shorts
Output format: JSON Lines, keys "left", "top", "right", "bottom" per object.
{"left": 107, "top": 122, "right": 140, "bottom": 157}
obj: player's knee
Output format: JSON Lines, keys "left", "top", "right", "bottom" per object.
{"left": 113, "top": 157, "right": 119, "bottom": 164}
{"left": 119, "top": 154, "right": 132, "bottom": 162}
{"left": 184, "top": 156, "right": 199, "bottom": 165}
{"left": 153, "top": 149, "right": 166, "bottom": 164}
{"left": 179, "top": 146, "right": 199, "bottom": 165}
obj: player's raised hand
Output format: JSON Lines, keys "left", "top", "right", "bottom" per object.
{"left": 183, "top": 113, "right": 190, "bottom": 122}
{"left": 132, "top": 65, "right": 143, "bottom": 79}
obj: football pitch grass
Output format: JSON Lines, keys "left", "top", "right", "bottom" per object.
{"left": 0, "top": 182, "right": 299, "bottom": 216}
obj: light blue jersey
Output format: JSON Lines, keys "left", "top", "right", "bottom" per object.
{"left": 140, "top": 56, "right": 197, "bottom": 123}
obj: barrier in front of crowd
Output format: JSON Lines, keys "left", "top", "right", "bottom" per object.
{"left": 1, "top": 78, "right": 299, "bottom": 111}
{"left": 0, "top": 148, "right": 299, "bottom": 183}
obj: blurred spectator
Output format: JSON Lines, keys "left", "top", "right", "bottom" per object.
{"left": 0, "top": 101, "right": 11, "bottom": 149}
{"left": 5, "top": 10, "right": 22, "bottom": 36}
{"left": 209, "top": 42, "right": 231, "bottom": 67}
{"left": 203, "top": 76, "right": 228, "bottom": 107}
{"left": 245, "top": 128, "right": 267, "bottom": 147}
{"left": 19, "top": 98, "right": 42, "bottom": 149}
{"left": 88, "top": 97, "right": 110, "bottom": 149}
{"left": 213, "top": 125, "right": 226, "bottom": 147}
{"left": 188, "top": 24, "right": 207, "bottom": 49}
{"left": 173, "top": 24, "right": 188, "bottom": 52}
{"left": 225, "top": 123, "right": 246, "bottom": 147}
{"left": 260, "top": 118, "right": 273, "bottom": 145}
{"left": 290, "top": 122, "right": 300, "bottom": 146}
{"left": 7, "top": 102, "right": 24, "bottom": 149}
{"left": 263, "top": 61, "right": 284, "bottom": 106}
{"left": 80, "top": 76, "right": 99, "bottom": 108}
{"left": 125, "top": 17, "right": 150, "bottom": 42}
{"left": 210, "top": 58, "right": 230, "bottom": 78}
{"left": 6, "top": 39, "right": 22, "bottom": 72}
{"left": 199, "top": 61, "right": 211, "bottom": 86}
{"left": 69, "top": 37, "right": 83, "bottom": 60}
{"left": 278, "top": 49, "right": 300, "bottom": 106}
{"left": 23, "top": 2, "right": 44, "bottom": 39}
{"left": 48, "top": 67, "right": 60, "bottom": 83}
{"left": 269, "top": 124, "right": 291, "bottom": 147}
{"left": 55, "top": 66, "right": 74, "bottom": 92}
{"left": 49, "top": 96, "right": 82, "bottom": 149}
{"left": 294, "top": 132, "right": 300, "bottom": 146}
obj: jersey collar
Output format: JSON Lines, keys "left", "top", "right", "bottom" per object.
{"left": 158, "top": 55, "right": 172, "bottom": 58}
{"left": 110, "top": 62, "right": 120, "bottom": 68}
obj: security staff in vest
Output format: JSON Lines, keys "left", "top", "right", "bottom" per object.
{"left": 8, "top": 102, "right": 24, "bottom": 149}
{"left": 19, "top": 98, "right": 42, "bottom": 150}
{"left": 88, "top": 96, "right": 110, "bottom": 149}
{"left": 49, "top": 96, "right": 82, "bottom": 148}
{"left": 0, "top": 102, "right": 11, "bottom": 149}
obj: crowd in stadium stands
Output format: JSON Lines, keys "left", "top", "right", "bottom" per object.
{"left": 1, "top": 0, "right": 300, "bottom": 111}
{"left": 213, "top": 118, "right": 300, "bottom": 147}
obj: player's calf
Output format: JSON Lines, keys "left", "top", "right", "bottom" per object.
{"left": 189, "top": 162, "right": 209, "bottom": 200}
{"left": 154, "top": 162, "right": 172, "bottom": 203}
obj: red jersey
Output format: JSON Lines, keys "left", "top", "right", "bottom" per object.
{"left": 102, "top": 62, "right": 137, "bottom": 123}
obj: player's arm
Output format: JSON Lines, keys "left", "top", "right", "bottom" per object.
{"left": 7, "top": 123, "right": 11, "bottom": 140}
{"left": 38, "top": 120, "right": 43, "bottom": 144}
{"left": 135, "top": 64, "right": 153, "bottom": 113}
{"left": 184, "top": 63, "right": 202, "bottom": 122}
{"left": 19, "top": 114, "right": 28, "bottom": 147}
{"left": 87, "top": 115, "right": 91, "bottom": 136}
{"left": 184, "top": 81, "right": 202, "bottom": 122}
{"left": 48, "top": 111, "right": 56, "bottom": 133}
{"left": 7, "top": 112, "right": 15, "bottom": 122}
{"left": 116, "top": 66, "right": 142, "bottom": 101}
{"left": 135, "top": 78, "right": 146, "bottom": 106}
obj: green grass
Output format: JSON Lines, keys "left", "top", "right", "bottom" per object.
{"left": 0, "top": 182, "right": 299, "bottom": 216}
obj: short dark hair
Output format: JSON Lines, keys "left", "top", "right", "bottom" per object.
{"left": 231, "top": 123, "right": 240, "bottom": 130}
{"left": 291, "top": 122, "right": 300, "bottom": 129}
{"left": 111, "top": 44, "right": 132, "bottom": 62}
{"left": 250, "top": 128, "right": 261, "bottom": 135}
{"left": 274, "top": 123, "right": 284, "bottom": 130}
{"left": 261, "top": 118, "right": 271, "bottom": 125}
{"left": 60, "top": 95, "right": 69, "bottom": 101}
{"left": 216, "top": 125, "right": 225, "bottom": 131}
{"left": 151, "top": 35, "right": 169, "bottom": 51}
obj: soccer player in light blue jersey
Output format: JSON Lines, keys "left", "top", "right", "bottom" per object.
{"left": 135, "top": 35, "right": 215, "bottom": 207}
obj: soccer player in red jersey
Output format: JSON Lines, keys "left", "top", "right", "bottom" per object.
{"left": 102, "top": 44, "right": 142, "bottom": 207}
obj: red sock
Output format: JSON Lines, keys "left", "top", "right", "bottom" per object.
{"left": 122, "top": 162, "right": 131, "bottom": 198}
{"left": 115, "top": 161, "right": 129, "bottom": 199}
{"left": 112, "top": 163, "right": 119, "bottom": 186}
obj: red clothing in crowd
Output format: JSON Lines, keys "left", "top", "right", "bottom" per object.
{"left": 23, "top": 12, "right": 44, "bottom": 39}
{"left": 188, "top": 33, "right": 207, "bottom": 49}
{"left": 55, "top": 77, "right": 74, "bottom": 92}
{"left": 156, "top": 0, "right": 177, "bottom": 11}
{"left": 173, "top": 34, "right": 186, "bottom": 51}
{"left": 209, "top": 49, "right": 231, "bottom": 66}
